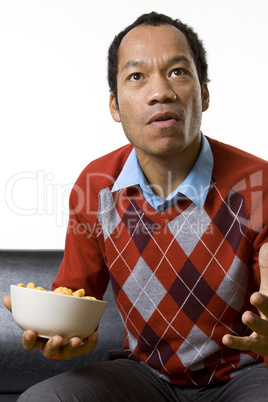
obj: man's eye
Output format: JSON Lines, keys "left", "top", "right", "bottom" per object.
{"left": 171, "top": 68, "right": 185, "bottom": 77}
{"left": 128, "top": 73, "right": 143, "bottom": 81}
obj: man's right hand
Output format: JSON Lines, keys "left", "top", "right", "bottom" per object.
{"left": 2, "top": 295, "right": 98, "bottom": 360}
{"left": 21, "top": 330, "right": 98, "bottom": 360}
{"left": 3, "top": 295, "right": 11, "bottom": 311}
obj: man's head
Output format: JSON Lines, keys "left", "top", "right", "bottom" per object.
{"left": 108, "top": 12, "right": 210, "bottom": 165}
{"left": 108, "top": 11, "right": 209, "bottom": 105}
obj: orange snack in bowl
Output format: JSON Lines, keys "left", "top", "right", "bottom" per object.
{"left": 53, "top": 287, "right": 73, "bottom": 296}
{"left": 16, "top": 283, "right": 96, "bottom": 299}
{"left": 72, "top": 289, "right": 85, "bottom": 297}
{"left": 26, "top": 282, "right": 36, "bottom": 289}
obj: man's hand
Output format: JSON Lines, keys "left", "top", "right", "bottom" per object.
{"left": 2, "top": 295, "right": 11, "bottom": 311}
{"left": 222, "top": 242, "right": 268, "bottom": 356}
{"left": 2, "top": 295, "right": 98, "bottom": 360}
{"left": 21, "top": 330, "right": 98, "bottom": 360}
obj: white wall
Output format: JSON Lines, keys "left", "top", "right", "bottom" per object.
{"left": 1, "top": 0, "right": 267, "bottom": 249}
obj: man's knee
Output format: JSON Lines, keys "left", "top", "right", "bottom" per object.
{"left": 17, "top": 359, "right": 170, "bottom": 402}
{"left": 17, "top": 364, "right": 113, "bottom": 402}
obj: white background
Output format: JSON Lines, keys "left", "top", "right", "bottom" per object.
{"left": 1, "top": 0, "right": 268, "bottom": 249}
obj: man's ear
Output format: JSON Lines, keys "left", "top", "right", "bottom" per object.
{"left": 202, "top": 83, "right": 210, "bottom": 112}
{"left": 109, "top": 93, "right": 121, "bottom": 122}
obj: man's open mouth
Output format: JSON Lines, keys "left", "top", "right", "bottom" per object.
{"left": 147, "top": 111, "right": 180, "bottom": 127}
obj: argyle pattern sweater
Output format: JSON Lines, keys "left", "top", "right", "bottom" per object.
{"left": 53, "top": 137, "right": 268, "bottom": 387}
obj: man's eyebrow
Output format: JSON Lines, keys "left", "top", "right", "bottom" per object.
{"left": 120, "top": 55, "right": 192, "bottom": 72}
{"left": 168, "top": 55, "right": 192, "bottom": 65}
{"left": 120, "top": 60, "right": 146, "bottom": 72}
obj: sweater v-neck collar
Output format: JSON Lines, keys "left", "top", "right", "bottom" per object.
{"left": 123, "top": 186, "right": 193, "bottom": 227}
{"left": 112, "top": 133, "right": 213, "bottom": 212}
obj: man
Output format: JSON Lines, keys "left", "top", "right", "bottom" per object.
{"left": 3, "top": 11, "right": 268, "bottom": 401}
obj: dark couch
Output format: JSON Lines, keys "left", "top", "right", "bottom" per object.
{"left": 0, "top": 250, "right": 125, "bottom": 401}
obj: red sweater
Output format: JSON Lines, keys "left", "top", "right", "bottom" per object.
{"left": 53, "top": 137, "right": 268, "bottom": 387}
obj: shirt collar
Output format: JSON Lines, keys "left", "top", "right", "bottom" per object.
{"left": 112, "top": 133, "right": 213, "bottom": 209}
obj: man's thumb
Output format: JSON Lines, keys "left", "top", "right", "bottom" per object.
{"left": 2, "top": 295, "right": 12, "bottom": 312}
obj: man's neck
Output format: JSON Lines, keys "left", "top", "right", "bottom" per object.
{"left": 135, "top": 134, "right": 202, "bottom": 200}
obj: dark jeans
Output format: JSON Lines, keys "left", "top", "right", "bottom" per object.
{"left": 18, "top": 359, "right": 268, "bottom": 401}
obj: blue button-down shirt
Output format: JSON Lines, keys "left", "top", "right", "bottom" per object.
{"left": 112, "top": 134, "right": 213, "bottom": 212}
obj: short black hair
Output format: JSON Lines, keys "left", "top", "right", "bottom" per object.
{"left": 108, "top": 11, "right": 210, "bottom": 105}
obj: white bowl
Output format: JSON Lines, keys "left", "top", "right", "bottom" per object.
{"left": 11, "top": 285, "right": 107, "bottom": 341}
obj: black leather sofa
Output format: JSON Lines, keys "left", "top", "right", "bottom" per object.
{"left": 0, "top": 250, "right": 124, "bottom": 401}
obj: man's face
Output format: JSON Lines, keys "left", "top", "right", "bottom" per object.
{"left": 109, "top": 24, "right": 209, "bottom": 161}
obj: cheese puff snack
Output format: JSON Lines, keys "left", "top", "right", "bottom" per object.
{"left": 53, "top": 287, "right": 73, "bottom": 296}
{"left": 17, "top": 282, "right": 47, "bottom": 291}
{"left": 72, "top": 289, "right": 86, "bottom": 297}
{"left": 16, "top": 283, "right": 96, "bottom": 299}
{"left": 26, "top": 282, "right": 36, "bottom": 289}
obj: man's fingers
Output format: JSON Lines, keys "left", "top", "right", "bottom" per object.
{"left": 250, "top": 292, "right": 268, "bottom": 319}
{"left": 2, "top": 295, "right": 11, "bottom": 311}
{"left": 79, "top": 332, "right": 98, "bottom": 355}
{"left": 41, "top": 336, "right": 65, "bottom": 359}
{"left": 22, "top": 330, "right": 53, "bottom": 352}
{"left": 22, "top": 330, "right": 39, "bottom": 350}
{"left": 60, "top": 332, "right": 99, "bottom": 360}
{"left": 40, "top": 332, "right": 98, "bottom": 360}
{"left": 62, "top": 337, "right": 83, "bottom": 360}
{"left": 69, "top": 337, "right": 82, "bottom": 349}
{"left": 22, "top": 331, "right": 98, "bottom": 360}
{"left": 223, "top": 331, "right": 268, "bottom": 356}
{"left": 222, "top": 334, "right": 255, "bottom": 351}
{"left": 242, "top": 310, "right": 268, "bottom": 336}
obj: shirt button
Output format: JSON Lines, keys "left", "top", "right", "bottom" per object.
{"left": 158, "top": 204, "right": 165, "bottom": 213}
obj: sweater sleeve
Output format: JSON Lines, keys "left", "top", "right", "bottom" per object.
{"left": 52, "top": 181, "right": 110, "bottom": 301}
{"left": 52, "top": 144, "right": 132, "bottom": 300}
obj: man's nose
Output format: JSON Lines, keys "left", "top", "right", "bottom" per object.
{"left": 145, "top": 76, "right": 177, "bottom": 105}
